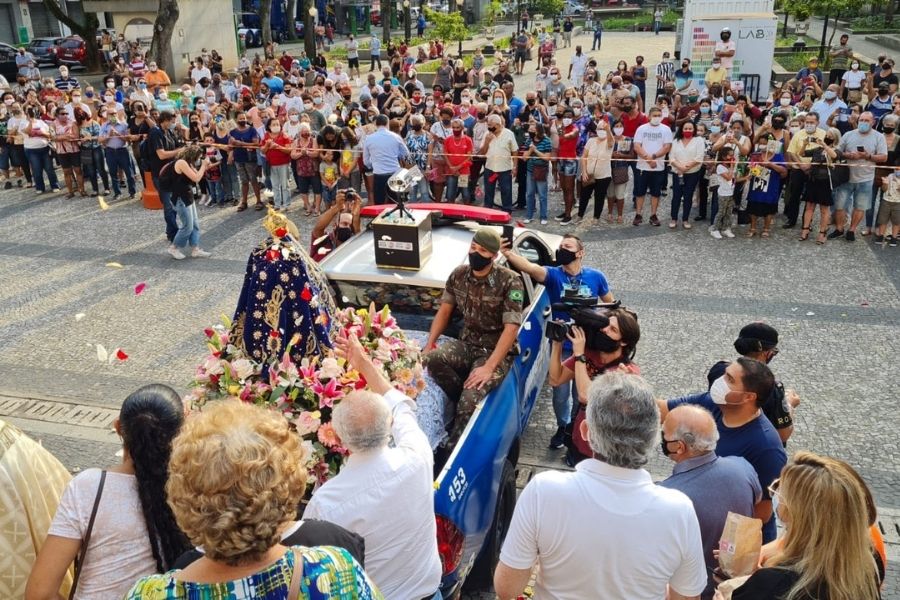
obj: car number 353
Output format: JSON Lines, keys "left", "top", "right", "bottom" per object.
{"left": 448, "top": 467, "right": 469, "bottom": 502}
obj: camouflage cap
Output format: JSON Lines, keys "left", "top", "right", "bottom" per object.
{"left": 473, "top": 227, "right": 501, "bottom": 254}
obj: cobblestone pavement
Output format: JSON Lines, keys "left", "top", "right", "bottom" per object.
{"left": 2, "top": 29, "right": 898, "bottom": 599}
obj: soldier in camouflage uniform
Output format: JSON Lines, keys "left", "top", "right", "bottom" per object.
{"left": 424, "top": 227, "right": 525, "bottom": 444}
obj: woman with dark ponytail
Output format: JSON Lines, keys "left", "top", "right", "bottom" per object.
{"left": 26, "top": 384, "right": 190, "bottom": 600}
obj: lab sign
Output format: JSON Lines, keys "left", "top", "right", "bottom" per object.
{"left": 679, "top": 14, "right": 778, "bottom": 103}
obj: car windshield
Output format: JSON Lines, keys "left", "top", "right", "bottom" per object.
{"left": 330, "top": 279, "right": 461, "bottom": 337}
{"left": 61, "top": 40, "right": 80, "bottom": 48}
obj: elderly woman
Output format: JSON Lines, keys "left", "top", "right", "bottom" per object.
{"left": 125, "top": 401, "right": 381, "bottom": 599}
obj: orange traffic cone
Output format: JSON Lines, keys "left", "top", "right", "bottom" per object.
{"left": 141, "top": 171, "right": 163, "bottom": 210}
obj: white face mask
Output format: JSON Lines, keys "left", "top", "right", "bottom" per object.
{"left": 805, "top": 124, "right": 817, "bottom": 134}
{"left": 289, "top": 114, "right": 299, "bottom": 122}
{"left": 304, "top": 103, "right": 313, "bottom": 111}
{"left": 780, "top": 98, "right": 791, "bottom": 106}
{"left": 710, "top": 376, "right": 731, "bottom": 405}
{"left": 562, "top": 117, "right": 572, "bottom": 126}
{"left": 613, "top": 127, "right": 624, "bottom": 136}
{"left": 597, "top": 130, "right": 607, "bottom": 140}
{"left": 851, "top": 62, "right": 860, "bottom": 70}
{"left": 106, "top": 81, "right": 115, "bottom": 89}
{"left": 650, "top": 116, "right": 662, "bottom": 126}
{"left": 271, "top": 125, "right": 281, "bottom": 134}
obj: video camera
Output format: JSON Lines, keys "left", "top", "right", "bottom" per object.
{"left": 545, "top": 299, "right": 623, "bottom": 350}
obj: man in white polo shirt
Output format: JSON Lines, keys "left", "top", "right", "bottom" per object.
{"left": 495, "top": 372, "right": 706, "bottom": 600}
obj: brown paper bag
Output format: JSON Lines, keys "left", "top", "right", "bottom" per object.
{"left": 717, "top": 511, "right": 762, "bottom": 578}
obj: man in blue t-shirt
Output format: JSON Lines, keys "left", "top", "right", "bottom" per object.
{"left": 501, "top": 234, "right": 614, "bottom": 449}
{"left": 658, "top": 357, "right": 786, "bottom": 544}
{"left": 229, "top": 113, "right": 262, "bottom": 211}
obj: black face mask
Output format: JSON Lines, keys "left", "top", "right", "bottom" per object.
{"left": 477, "top": 112, "right": 486, "bottom": 119}
{"left": 336, "top": 227, "right": 353, "bottom": 242}
{"left": 468, "top": 251, "right": 492, "bottom": 271}
{"left": 555, "top": 247, "right": 577, "bottom": 266}
{"left": 884, "top": 127, "right": 896, "bottom": 134}
{"left": 412, "top": 123, "right": 422, "bottom": 131}
{"left": 527, "top": 98, "right": 536, "bottom": 105}
{"left": 585, "top": 329, "right": 621, "bottom": 353}
{"left": 661, "top": 438, "right": 677, "bottom": 457}
{"left": 442, "top": 119, "right": 451, "bottom": 126}
{"left": 772, "top": 120, "right": 785, "bottom": 130}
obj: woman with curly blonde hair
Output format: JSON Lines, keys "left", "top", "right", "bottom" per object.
{"left": 730, "top": 452, "right": 881, "bottom": 600}
{"left": 125, "top": 401, "right": 381, "bottom": 599}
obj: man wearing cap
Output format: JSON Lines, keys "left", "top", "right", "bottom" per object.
{"left": 714, "top": 28, "right": 736, "bottom": 75}
{"left": 424, "top": 227, "right": 525, "bottom": 445}
{"left": 795, "top": 57, "right": 824, "bottom": 91}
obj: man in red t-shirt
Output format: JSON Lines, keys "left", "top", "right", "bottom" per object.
{"left": 444, "top": 118, "right": 474, "bottom": 203}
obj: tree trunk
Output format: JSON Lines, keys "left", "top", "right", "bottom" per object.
{"left": 886, "top": 0, "right": 896, "bottom": 25}
{"left": 302, "top": 0, "right": 316, "bottom": 59}
{"left": 383, "top": 0, "right": 391, "bottom": 45}
{"left": 286, "top": 0, "right": 298, "bottom": 40}
{"left": 149, "top": 0, "right": 180, "bottom": 73}
{"left": 449, "top": 0, "right": 457, "bottom": 14}
{"left": 260, "top": 0, "right": 273, "bottom": 48}
{"left": 41, "top": 0, "right": 101, "bottom": 71}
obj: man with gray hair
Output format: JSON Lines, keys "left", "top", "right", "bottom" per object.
{"left": 495, "top": 372, "right": 707, "bottom": 600}
{"left": 659, "top": 405, "right": 762, "bottom": 600}
{"left": 304, "top": 334, "right": 442, "bottom": 600}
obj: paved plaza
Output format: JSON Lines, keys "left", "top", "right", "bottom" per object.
{"left": 2, "top": 28, "right": 898, "bottom": 598}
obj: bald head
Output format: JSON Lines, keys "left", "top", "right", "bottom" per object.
{"left": 663, "top": 405, "right": 719, "bottom": 459}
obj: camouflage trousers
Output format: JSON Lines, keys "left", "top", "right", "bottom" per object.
{"left": 425, "top": 339, "right": 513, "bottom": 444}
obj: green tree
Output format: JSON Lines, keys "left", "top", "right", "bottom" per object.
{"left": 528, "top": 0, "right": 564, "bottom": 18}
{"left": 41, "top": 0, "right": 101, "bottom": 71}
{"left": 260, "top": 0, "right": 274, "bottom": 48}
{"left": 425, "top": 8, "right": 467, "bottom": 53}
{"left": 286, "top": 0, "right": 298, "bottom": 40}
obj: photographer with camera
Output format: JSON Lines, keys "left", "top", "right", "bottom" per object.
{"left": 310, "top": 189, "right": 362, "bottom": 262}
{"left": 501, "top": 234, "right": 615, "bottom": 450}
{"left": 547, "top": 306, "right": 641, "bottom": 466}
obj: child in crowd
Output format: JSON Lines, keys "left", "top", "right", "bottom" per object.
{"left": 877, "top": 171, "right": 900, "bottom": 246}
{"left": 202, "top": 134, "right": 224, "bottom": 206}
{"left": 711, "top": 147, "right": 736, "bottom": 239}
{"left": 320, "top": 151, "right": 339, "bottom": 209}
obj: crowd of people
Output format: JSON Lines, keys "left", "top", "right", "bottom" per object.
{"left": 0, "top": 23, "right": 894, "bottom": 600}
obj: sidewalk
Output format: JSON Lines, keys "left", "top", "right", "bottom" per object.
{"left": 789, "top": 15, "right": 889, "bottom": 63}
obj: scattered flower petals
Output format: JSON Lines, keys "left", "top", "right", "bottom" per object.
{"left": 805, "top": 311, "right": 815, "bottom": 316}
{"left": 98, "top": 196, "right": 109, "bottom": 210}
{"left": 96, "top": 344, "right": 108, "bottom": 363}
{"left": 115, "top": 349, "right": 129, "bottom": 361}
{"left": 105, "top": 262, "right": 124, "bottom": 269}
{"left": 134, "top": 282, "right": 147, "bottom": 296}
{"left": 342, "top": 296, "right": 350, "bottom": 303}
{"left": 275, "top": 227, "right": 287, "bottom": 237}
{"left": 861, "top": 301, "right": 869, "bottom": 307}
{"left": 75, "top": 313, "right": 86, "bottom": 322}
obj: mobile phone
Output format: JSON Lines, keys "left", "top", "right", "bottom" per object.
{"left": 502, "top": 224, "right": 514, "bottom": 246}
{"left": 857, "top": 146, "right": 865, "bottom": 153}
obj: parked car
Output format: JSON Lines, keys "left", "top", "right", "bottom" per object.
{"left": 55, "top": 36, "right": 99, "bottom": 68}
{"left": 26, "top": 37, "right": 65, "bottom": 67}
{"left": 370, "top": 9, "right": 381, "bottom": 25}
{"left": 0, "top": 43, "right": 18, "bottom": 82}
{"left": 561, "top": 0, "right": 586, "bottom": 16}
{"left": 324, "top": 204, "right": 557, "bottom": 597}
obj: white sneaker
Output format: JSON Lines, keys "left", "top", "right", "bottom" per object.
{"left": 710, "top": 229, "right": 723, "bottom": 239}
{"left": 200, "top": 194, "right": 210, "bottom": 206}
{"left": 723, "top": 229, "right": 735, "bottom": 238}
{"left": 168, "top": 246, "right": 186, "bottom": 260}
{"left": 523, "top": 218, "right": 533, "bottom": 224}
{"left": 540, "top": 219, "right": 548, "bottom": 225}
{"left": 191, "top": 247, "right": 212, "bottom": 258}
{"left": 683, "top": 222, "right": 692, "bottom": 230}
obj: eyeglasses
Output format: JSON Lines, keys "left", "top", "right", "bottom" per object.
{"left": 768, "top": 477, "right": 781, "bottom": 499}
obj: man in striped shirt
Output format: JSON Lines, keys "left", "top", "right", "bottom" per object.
{"left": 54, "top": 66, "right": 79, "bottom": 92}
{"left": 655, "top": 52, "right": 675, "bottom": 101}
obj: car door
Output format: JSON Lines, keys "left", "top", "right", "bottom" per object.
{"left": 508, "top": 233, "right": 555, "bottom": 430}
{"left": 0, "top": 46, "right": 17, "bottom": 80}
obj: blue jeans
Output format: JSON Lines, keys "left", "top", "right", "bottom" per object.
{"left": 80, "top": 146, "right": 109, "bottom": 193}
{"left": 270, "top": 163, "right": 291, "bottom": 208}
{"left": 105, "top": 147, "right": 135, "bottom": 196}
{"left": 173, "top": 198, "right": 200, "bottom": 249}
{"left": 526, "top": 172, "right": 548, "bottom": 220}
{"left": 671, "top": 170, "right": 701, "bottom": 221}
{"left": 152, "top": 174, "right": 179, "bottom": 243}
{"left": 258, "top": 153, "right": 272, "bottom": 190}
{"left": 709, "top": 186, "right": 720, "bottom": 225}
{"left": 592, "top": 32, "right": 602, "bottom": 50}
{"left": 483, "top": 168, "right": 513, "bottom": 211}
{"left": 25, "top": 147, "right": 59, "bottom": 192}
{"left": 221, "top": 161, "right": 239, "bottom": 201}
{"left": 408, "top": 176, "right": 430, "bottom": 202}
{"left": 322, "top": 184, "right": 337, "bottom": 207}
{"left": 207, "top": 179, "right": 224, "bottom": 203}
{"left": 445, "top": 175, "right": 471, "bottom": 203}
{"left": 552, "top": 346, "right": 574, "bottom": 428}
{"left": 834, "top": 180, "right": 872, "bottom": 213}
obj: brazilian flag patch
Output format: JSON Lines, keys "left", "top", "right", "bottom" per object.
{"left": 509, "top": 289, "right": 524, "bottom": 302}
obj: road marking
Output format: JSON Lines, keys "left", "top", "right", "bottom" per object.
{"left": 0, "top": 395, "right": 118, "bottom": 430}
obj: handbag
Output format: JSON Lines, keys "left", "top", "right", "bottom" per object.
{"left": 531, "top": 164, "right": 548, "bottom": 182}
{"left": 69, "top": 470, "right": 106, "bottom": 600}
{"left": 612, "top": 165, "right": 629, "bottom": 185}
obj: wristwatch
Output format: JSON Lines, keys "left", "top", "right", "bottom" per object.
{"left": 574, "top": 354, "right": 588, "bottom": 364}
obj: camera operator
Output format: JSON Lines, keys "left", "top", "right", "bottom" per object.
{"left": 548, "top": 307, "right": 641, "bottom": 466}
{"left": 501, "top": 234, "right": 614, "bottom": 450}
{"left": 310, "top": 189, "right": 362, "bottom": 262}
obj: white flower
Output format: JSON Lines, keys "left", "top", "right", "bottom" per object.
{"left": 232, "top": 358, "right": 255, "bottom": 381}
{"left": 203, "top": 356, "right": 225, "bottom": 376}
{"left": 318, "top": 356, "right": 344, "bottom": 380}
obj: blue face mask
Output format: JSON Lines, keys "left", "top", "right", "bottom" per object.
{"left": 858, "top": 122, "right": 871, "bottom": 133}
{"left": 710, "top": 125, "right": 721, "bottom": 134}
{"left": 726, "top": 96, "right": 735, "bottom": 103}
{"left": 700, "top": 106, "right": 710, "bottom": 114}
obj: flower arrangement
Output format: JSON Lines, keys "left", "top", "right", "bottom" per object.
{"left": 188, "top": 303, "right": 426, "bottom": 489}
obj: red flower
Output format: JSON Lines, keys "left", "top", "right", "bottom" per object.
{"left": 300, "top": 287, "right": 312, "bottom": 301}
{"left": 275, "top": 227, "right": 287, "bottom": 238}
{"left": 210, "top": 374, "right": 220, "bottom": 385}
{"left": 269, "top": 330, "right": 280, "bottom": 339}
{"left": 115, "top": 349, "right": 129, "bottom": 361}
{"left": 203, "top": 327, "right": 215, "bottom": 338}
